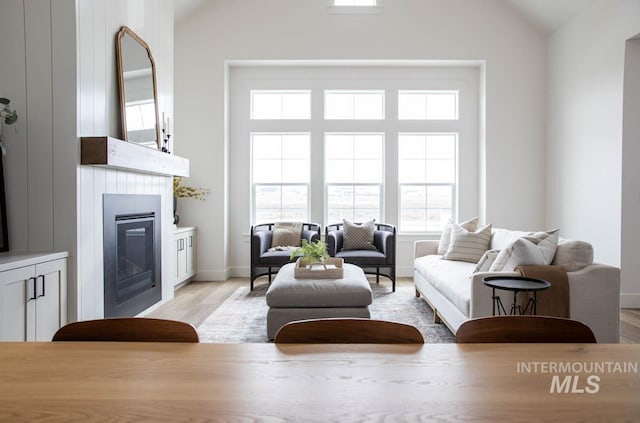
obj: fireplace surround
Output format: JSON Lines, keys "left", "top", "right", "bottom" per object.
{"left": 103, "top": 194, "right": 161, "bottom": 317}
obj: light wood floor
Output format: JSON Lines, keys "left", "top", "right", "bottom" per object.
{"left": 149, "top": 278, "right": 640, "bottom": 343}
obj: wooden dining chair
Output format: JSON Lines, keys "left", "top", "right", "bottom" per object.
{"left": 455, "top": 316, "right": 596, "bottom": 343}
{"left": 274, "top": 318, "right": 424, "bottom": 343}
{"left": 52, "top": 317, "right": 200, "bottom": 343}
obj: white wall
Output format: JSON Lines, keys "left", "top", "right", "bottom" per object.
{"left": 175, "top": 0, "right": 547, "bottom": 279}
{"left": 76, "top": 0, "right": 175, "bottom": 320}
{"left": 1, "top": 0, "right": 175, "bottom": 321}
{"left": 0, "top": 0, "right": 78, "bottom": 317}
{"left": 546, "top": 0, "right": 640, "bottom": 307}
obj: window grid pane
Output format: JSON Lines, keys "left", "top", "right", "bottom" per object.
{"left": 325, "top": 90, "right": 385, "bottom": 120}
{"left": 251, "top": 90, "right": 311, "bottom": 120}
{"left": 398, "top": 90, "right": 458, "bottom": 120}
{"left": 327, "top": 184, "right": 381, "bottom": 223}
{"left": 399, "top": 133, "right": 456, "bottom": 232}
{"left": 252, "top": 133, "right": 310, "bottom": 223}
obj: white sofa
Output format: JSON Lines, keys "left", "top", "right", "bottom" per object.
{"left": 413, "top": 228, "right": 621, "bottom": 343}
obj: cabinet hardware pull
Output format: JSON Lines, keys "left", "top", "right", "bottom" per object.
{"left": 189, "top": 236, "right": 192, "bottom": 248}
{"left": 28, "top": 277, "right": 37, "bottom": 301}
{"left": 37, "top": 275, "right": 45, "bottom": 298}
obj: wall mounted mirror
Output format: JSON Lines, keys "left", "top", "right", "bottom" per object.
{"left": 116, "top": 26, "right": 160, "bottom": 148}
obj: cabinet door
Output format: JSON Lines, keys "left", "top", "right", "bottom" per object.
{"left": 0, "top": 266, "right": 36, "bottom": 341}
{"left": 186, "top": 233, "right": 195, "bottom": 278}
{"left": 176, "top": 237, "right": 187, "bottom": 281}
{"left": 34, "top": 259, "right": 67, "bottom": 342}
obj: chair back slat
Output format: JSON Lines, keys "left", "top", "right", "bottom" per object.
{"left": 455, "top": 316, "right": 596, "bottom": 343}
{"left": 274, "top": 318, "right": 424, "bottom": 344}
{"left": 52, "top": 317, "right": 199, "bottom": 343}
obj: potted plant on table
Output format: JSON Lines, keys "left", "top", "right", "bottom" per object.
{"left": 172, "top": 176, "right": 210, "bottom": 225}
{"left": 290, "top": 239, "right": 329, "bottom": 268}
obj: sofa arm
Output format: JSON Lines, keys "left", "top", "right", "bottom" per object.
{"left": 469, "top": 271, "right": 521, "bottom": 318}
{"left": 567, "top": 264, "right": 620, "bottom": 343}
{"left": 414, "top": 240, "right": 439, "bottom": 259}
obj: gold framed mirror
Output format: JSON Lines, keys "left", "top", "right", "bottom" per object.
{"left": 116, "top": 26, "right": 160, "bottom": 148}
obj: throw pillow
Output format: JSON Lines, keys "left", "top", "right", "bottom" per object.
{"left": 342, "top": 219, "right": 377, "bottom": 251}
{"left": 271, "top": 222, "right": 303, "bottom": 248}
{"left": 473, "top": 249, "right": 500, "bottom": 273}
{"left": 489, "top": 229, "right": 560, "bottom": 272}
{"left": 443, "top": 223, "right": 492, "bottom": 263}
{"left": 437, "top": 217, "right": 479, "bottom": 255}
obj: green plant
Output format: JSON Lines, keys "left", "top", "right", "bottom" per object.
{"left": 173, "top": 176, "right": 210, "bottom": 200}
{"left": 290, "top": 239, "right": 329, "bottom": 264}
{"left": 0, "top": 97, "right": 18, "bottom": 156}
{"left": 0, "top": 98, "right": 18, "bottom": 125}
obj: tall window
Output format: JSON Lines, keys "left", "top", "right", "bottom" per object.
{"left": 233, "top": 66, "right": 479, "bottom": 234}
{"left": 251, "top": 133, "right": 310, "bottom": 223}
{"left": 398, "top": 133, "right": 457, "bottom": 232}
{"left": 325, "top": 133, "right": 384, "bottom": 222}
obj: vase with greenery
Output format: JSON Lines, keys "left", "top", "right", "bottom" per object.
{"left": 172, "top": 176, "right": 210, "bottom": 225}
{"left": 290, "top": 239, "right": 329, "bottom": 267}
{"left": 0, "top": 98, "right": 18, "bottom": 156}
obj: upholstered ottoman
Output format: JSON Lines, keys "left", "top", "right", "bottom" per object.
{"left": 266, "top": 262, "right": 373, "bottom": 339}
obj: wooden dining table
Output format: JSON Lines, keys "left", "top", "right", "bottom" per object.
{"left": 0, "top": 342, "right": 638, "bottom": 421}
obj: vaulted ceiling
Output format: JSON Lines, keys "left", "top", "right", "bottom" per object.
{"left": 173, "top": 0, "right": 594, "bottom": 34}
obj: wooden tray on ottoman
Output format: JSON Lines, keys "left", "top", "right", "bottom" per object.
{"left": 294, "top": 258, "right": 344, "bottom": 279}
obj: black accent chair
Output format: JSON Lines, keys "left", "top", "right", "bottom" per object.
{"left": 325, "top": 222, "right": 396, "bottom": 292}
{"left": 250, "top": 222, "right": 322, "bottom": 291}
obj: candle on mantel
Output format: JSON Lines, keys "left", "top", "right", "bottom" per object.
{"left": 162, "top": 112, "right": 166, "bottom": 132}
{"left": 167, "top": 117, "right": 171, "bottom": 135}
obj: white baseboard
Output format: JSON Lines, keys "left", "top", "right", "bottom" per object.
{"left": 193, "top": 268, "right": 230, "bottom": 281}
{"left": 620, "top": 294, "right": 640, "bottom": 308}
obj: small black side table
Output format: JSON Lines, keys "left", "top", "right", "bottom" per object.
{"left": 482, "top": 276, "right": 551, "bottom": 316}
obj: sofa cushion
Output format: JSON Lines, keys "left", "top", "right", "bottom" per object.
{"left": 489, "top": 229, "right": 559, "bottom": 272}
{"left": 414, "top": 255, "right": 475, "bottom": 315}
{"left": 490, "top": 228, "right": 532, "bottom": 251}
{"left": 552, "top": 239, "right": 593, "bottom": 271}
{"left": 437, "top": 217, "right": 478, "bottom": 255}
{"left": 444, "top": 224, "right": 492, "bottom": 263}
{"left": 473, "top": 249, "right": 499, "bottom": 272}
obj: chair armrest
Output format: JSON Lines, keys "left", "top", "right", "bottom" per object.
{"left": 252, "top": 230, "right": 272, "bottom": 257}
{"left": 301, "top": 229, "right": 320, "bottom": 243}
{"left": 414, "top": 240, "right": 439, "bottom": 258}
{"left": 327, "top": 230, "right": 343, "bottom": 256}
{"left": 375, "top": 231, "right": 396, "bottom": 264}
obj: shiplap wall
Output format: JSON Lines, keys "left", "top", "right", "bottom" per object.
{"left": 76, "top": 0, "right": 174, "bottom": 320}
{"left": 0, "top": 0, "right": 174, "bottom": 321}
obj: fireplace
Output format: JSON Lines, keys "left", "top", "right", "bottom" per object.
{"left": 103, "top": 194, "right": 161, "bottom": 317}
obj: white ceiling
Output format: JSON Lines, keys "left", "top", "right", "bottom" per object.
{"left": 174, "top": 0, "right": 593, "bottom": 34}
{"left": 505, "top": 0, "right": 594, "bottom": 33}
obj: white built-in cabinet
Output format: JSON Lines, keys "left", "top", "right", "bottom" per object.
{"left": 0, "top": 252, "right": 68, "bottom": 341}
{"left": 173, "top": 227, "right": 196, "bottom": 287}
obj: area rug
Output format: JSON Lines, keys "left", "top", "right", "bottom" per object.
{"left": 197, "top": 283, "right": 455, "bottom": 343}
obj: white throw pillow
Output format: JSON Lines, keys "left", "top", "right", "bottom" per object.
{"left": 489, "top": 229, "right": 560, "bottom": 272}
{"left": 443, "top": 223, "right": 492, "bottom": 263}
{"left": 473, "top": 249, "right": 500, "bottom": 273}
{"left": 271, "top": 222, "right": 303, "bottom": 248}
{"left": 437, "top": 217, "right": 479, "bottom": 255}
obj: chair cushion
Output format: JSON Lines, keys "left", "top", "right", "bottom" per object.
{"left": 257, "top": 250, "right": 295, "bottom": 266}
{"left": 271, "top": 222, "right": 303, "bottom": 248}
{"left": 342, "top": 219, "right": 377, "bottom": 251}
{"left": 336, "top": 249, "right": 387, "bottom": 266}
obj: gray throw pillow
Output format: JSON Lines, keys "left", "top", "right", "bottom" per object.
{"left": 342, "top": 219, "right": 377, "bottom": 251}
